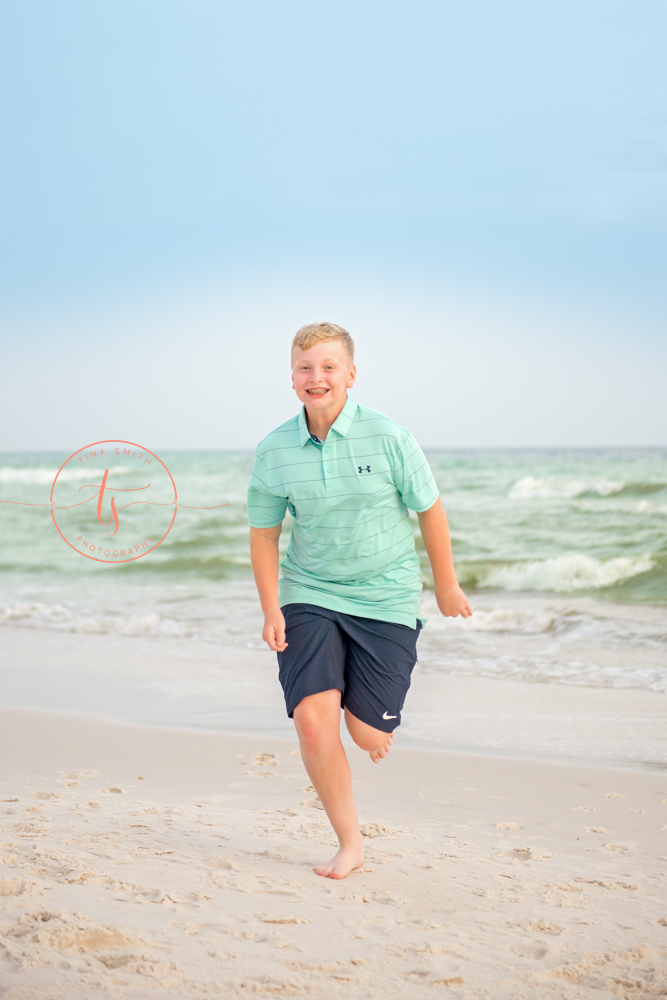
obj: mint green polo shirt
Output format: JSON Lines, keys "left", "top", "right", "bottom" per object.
{"left": 247, "top": 395, "right": 440, "bottom": 628}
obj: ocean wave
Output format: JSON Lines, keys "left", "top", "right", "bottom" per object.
{"left": 420, "top": 598, "right": 667, "bottom": 647}
{"left": 480, "top": 552, "right": 655, "bottom": 593}
{"left": 616, "top": 482, "right": 667, "bottom": 497}
{"left": 419, "top": 653, "right": 667, "bottom": 694}
{"left": 572, "top": 498, "right": 667, "bottom": 516}
{"left": 509, "top": 476, "right": 626, "bottom": 500}
{"left": 509, "top": 476, "right": 667, "bottom": 501}
{"left": 0, "top": 601, "right": 199, "bottom": 638}
{"left": 0, "top": 466, "right": 131, "bottom": 485}
{"left": 426, "top": 605, "right": 584, "bottom": 635}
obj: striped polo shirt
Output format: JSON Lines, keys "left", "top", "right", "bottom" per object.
{"left": 247, "top": 395, "right": 440, "bottom": 627}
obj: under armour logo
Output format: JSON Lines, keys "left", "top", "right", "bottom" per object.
{"left": 358, "top": 465, "right": 371, "bottom": 473}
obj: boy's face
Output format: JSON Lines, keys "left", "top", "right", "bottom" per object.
{"left": 291, "top": 340, "right": 356, "bottom": 417}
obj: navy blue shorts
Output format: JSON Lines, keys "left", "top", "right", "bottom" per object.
{"left": 277, "top": 603, "right": 422, "bottom": 733}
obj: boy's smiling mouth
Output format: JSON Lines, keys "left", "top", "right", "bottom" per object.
{"left": 307, "top": 388, "right": 329, "bottom": 395}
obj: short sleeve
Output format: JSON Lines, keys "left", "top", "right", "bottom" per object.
{"left": 247, "top": 449, "right": 288, "bottom": 528}
{"left": 392, "top": 430, "right": 440, "bottom": 512}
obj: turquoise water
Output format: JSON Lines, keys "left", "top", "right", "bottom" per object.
{"left": 1, "top": 447, "right": 665, "bottom": 696}
{"left": 1, "top": 447, "right": 664, "bottom": 599}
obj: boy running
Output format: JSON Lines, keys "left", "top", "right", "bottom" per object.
{"left": 248, "top": 322, "right": 471, "bottom": 879}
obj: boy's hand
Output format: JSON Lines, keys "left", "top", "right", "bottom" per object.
{"left": 435, "top": 584, "right": 472, "bottom": 619}
{"left": 262, "top": 607, "right": 288, "bottom": 652}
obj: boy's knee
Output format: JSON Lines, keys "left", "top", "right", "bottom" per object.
{"left": 293, "top": 691, "right": 341, "bottom": 751}
{"left": 295, "top": 713, "right": 327, "bottom": 752}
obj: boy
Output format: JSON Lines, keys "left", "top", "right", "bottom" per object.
{"left": 248, "top": 322, "right": 471, "bottom": 880}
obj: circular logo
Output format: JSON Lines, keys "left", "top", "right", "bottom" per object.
{"left": 50, "top": 440, "right": 177, "bottom": 563}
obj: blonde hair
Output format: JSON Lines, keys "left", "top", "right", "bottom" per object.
{"left": 292, "top": 322, "right": 355, "bottom": 363}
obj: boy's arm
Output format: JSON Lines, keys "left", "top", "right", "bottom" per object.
{"left": 417, "top": 499, "right": 472, "bottom": 618}
{"left": 249, "top": 525, "right": 289, "bottom": 651}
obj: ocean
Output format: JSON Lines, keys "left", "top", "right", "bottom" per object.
{"left": 1, "top": 446, "right": 666, "bottom": 738}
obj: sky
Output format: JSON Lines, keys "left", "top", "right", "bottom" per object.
{"left": 1, "top": 0, "right": 665, "bottom": 449}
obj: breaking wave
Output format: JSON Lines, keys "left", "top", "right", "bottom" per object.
{"left": 509, "top": 476, "right": 666, "bottom": 500}
{"left": 480, "top": 552, "right": 655, "bottom": 593}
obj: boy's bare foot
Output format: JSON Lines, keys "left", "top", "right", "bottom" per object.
{"left": 313, "top": 838, "right": 365, "bottom": 879}
{"left": 369, "top": 732, "right": 393, "bottom": 763}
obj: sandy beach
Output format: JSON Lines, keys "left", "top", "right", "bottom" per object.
{"left": 1, "top": 701, "right": 666, "bottom": 999}
{"left": 3, "top": 0, "right": 666, "bottom": 992}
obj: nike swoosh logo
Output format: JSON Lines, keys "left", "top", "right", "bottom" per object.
{"left": 382, "top": 712, "right": 398, "bottom": 720}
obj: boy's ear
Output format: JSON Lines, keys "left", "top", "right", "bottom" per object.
{"left": 347, "top": 364, "right": 357, "bottom": 387}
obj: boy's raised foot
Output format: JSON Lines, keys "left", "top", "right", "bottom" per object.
{"left": 313, "top": 837, "right": 365, "bottom": 879}
{"left": 369, "top": 732, "right": 393, "bottom": 763}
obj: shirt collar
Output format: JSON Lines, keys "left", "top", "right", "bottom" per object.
{"left": 297, "top": 395, "right": 359, "bottom": 447}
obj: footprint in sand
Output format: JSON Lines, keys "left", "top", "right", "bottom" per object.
{"left": 100, "top": 787, "right": 124, "bottom": 794}
{"left": 0, "top": 878, "right": 36, "bottom": 897}
{"left": 604, "top": 792, "right": 625, "bottom": 799}
{"left": 360, "top": 823, "right": 391, "bottom": 838}
{"left": 343, "top": 889, "right": 405, "bottom": 906}
{"left": 586, "top": 827, "right": 606, "bottom": 834}
{"left": 510, "top": 942, "right": 549, "bottom": 959}
{"left": 549, "top": 881, "right": 583, "bottom": 893}
{"left": 258, "top": 915, "right": 311, "bottom": 925}
{"left": 531, "top": 917, "right": 566, "bottom": 935}
{"left": 497, "top": 822, "right": 522, "bottom": 831}
{"left": 253, "top": 753, "right": 278, "bottom": 767}
{"left": 215, "top": 859, "right": 241, "bottom": 872}
{"left": 4, "top": 909, "right": 145, "bottom": 957}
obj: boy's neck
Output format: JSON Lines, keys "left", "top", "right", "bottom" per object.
{"left": 304, "top": 395, "right": 348, "bottom": 442}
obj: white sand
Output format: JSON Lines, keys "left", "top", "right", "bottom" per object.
{"left": 1, "top": 706, "right": 666, "bottom": 999}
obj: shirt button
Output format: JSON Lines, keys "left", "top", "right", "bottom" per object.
{"left": 325, "top": 447, "right": 330, "bottom": 453}
{"left": 326, "top": 468, "right": 333, "bottom": 474}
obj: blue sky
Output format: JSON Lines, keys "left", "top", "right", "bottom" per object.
{"left": 1, "top": 0, "right": 665, "bottom": 448}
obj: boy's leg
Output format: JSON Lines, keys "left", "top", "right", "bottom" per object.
{"left": 340, "top": 614, "right": 421, "bottom": 758}
{"left": 344, "top": 707, "right": 395, "bottom": 763}
{"left": 292, "top": 689, "right": 365, "bottom": 879}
